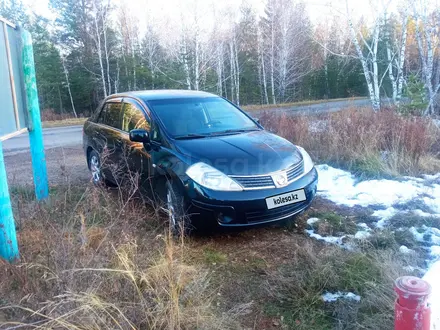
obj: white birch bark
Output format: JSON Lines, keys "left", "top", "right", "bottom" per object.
{"left": 216, "top": 42, "right": 223, "bottom": 96}
{"left": 414, "top": 2, "right": 440, "bottom": 116}
{"left": 269, "top": 15, "right": 276, "bottom": 105}
{"left": 229, "top": 40, "right": 235, "bottom": 102}
{"left": 62, "top": 57, "right": 77, "bottom": 118}
{"left": 194, "top": 29, "right": 200, "bottom": 90}
{"left": 385, "top": 8, "right": 408, "bottom": 105}
{"left": 115, "top": 58, "right": 120, "bottom": 94}
{"left": 93, "top": 10, "right": 107, "bottom": 98}
{"left": 102, "top": 2, "right": 111, "bottom": 95}
{"left": 233, "top": 34, "right": 240, "bottom": 105}
{"left": 181, "top": 33, "right": 192, "bottom": 90}
{"left": 257, "top": 26, "right": 269, "bottom": 104}
{"left": 345, "top": 0, "right": 380, "bottom": 111}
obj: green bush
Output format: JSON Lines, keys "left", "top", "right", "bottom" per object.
{"left": 400, "top": 75, "right": 427, "bottom": 115}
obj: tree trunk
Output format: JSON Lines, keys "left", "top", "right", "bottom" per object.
{"left": 234, "top": 35, "right": 240, "bottom": 105}
{"left": 270, "top": 17, "right": 276, "bottom": 105}
{"left": 216, "top": 43, "right": 223, "bottom": 96}
{"left": 93, "top": 13, "right": 107, "bottom": 98}
{"left": 346, "top": 0, "right": 380, "bottom": 112}
{"left": 182, "top": 35, "right": 191, "bottom": 90}
{"left": 194, "top": 30, "right": 200, "bottom": 91}
{"left": 62, "top": 57, "right": 77, "bottom": 118}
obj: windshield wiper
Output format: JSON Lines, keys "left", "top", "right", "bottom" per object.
{"left": 174, "top": 133, "right": 210, "bottom": 140}
{"left": 211, "top": 128, "right": 260, "bottom": 135}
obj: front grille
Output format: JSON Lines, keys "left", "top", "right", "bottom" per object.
{"left": 287, "top": 161, "right": 304, "bottom": 181}
{"left": 231, "top": 161, "right": 304, "bottom": 190}
{"left": 232, "top": 176, "right": 275, "bottom": 189}
{"left": 245, "top": 200, "right": 309, "bottom": 223}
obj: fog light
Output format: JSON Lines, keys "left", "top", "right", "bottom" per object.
{"left": 217, "top": 213, "right": 233, "bottom": 224}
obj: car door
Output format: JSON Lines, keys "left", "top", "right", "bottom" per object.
{"left": 94, "top": 98, "right": 125, "bottom": 183}
{"left": 120, "top": 98, "right": 154, "bottom": 195}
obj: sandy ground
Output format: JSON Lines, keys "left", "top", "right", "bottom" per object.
{"left": 4, "top": 145, "right": 90, "bottom": 187}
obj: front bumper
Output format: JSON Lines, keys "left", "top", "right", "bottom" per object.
{"left": 185, "top": 167, "right": 318, "bottom": 227}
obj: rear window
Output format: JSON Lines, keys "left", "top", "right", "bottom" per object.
{"left": 98, "top": 102, "right": 123, "bottom": 129}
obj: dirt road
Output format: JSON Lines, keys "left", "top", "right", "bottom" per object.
{"left": 4, "top": 145, "right": 89, "bottom": 186}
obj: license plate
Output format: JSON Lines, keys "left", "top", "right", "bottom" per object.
{"left": 266, "top": 189, "right": 306, "bottom": 209}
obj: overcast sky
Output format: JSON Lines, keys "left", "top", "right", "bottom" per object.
{"left": 20, "top": 0, "right": 436, "bottom": 33}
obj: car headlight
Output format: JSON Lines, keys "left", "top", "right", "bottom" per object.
{"left": 186, "top": 162, "right": 243, "bottom": 191}
{"left": 296, "top": 146, "right": 314, "bottom": 174}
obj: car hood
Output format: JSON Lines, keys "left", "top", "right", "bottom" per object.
{"left": 174, "top": 130, "right": 303, "bottom": 175}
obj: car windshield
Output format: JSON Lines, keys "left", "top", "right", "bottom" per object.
{"left": 147, "top": 97, "right": 259, "bottom": 138}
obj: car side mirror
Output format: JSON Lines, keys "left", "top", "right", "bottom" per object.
{"left": 129, "top": 129, "right": 150, "bottom": 143}
{"left": 253, "top": 117, "right": 260, "bottom": 124}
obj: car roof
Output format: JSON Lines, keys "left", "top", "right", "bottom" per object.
{"left": 106, "top": 89, "right": 219, "bottom": 102}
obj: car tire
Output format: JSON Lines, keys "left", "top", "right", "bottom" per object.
{"left": 88, "top": 150, "right": 103, "bottom": 185}
{"left": 165, "top": 180, "right": 191, "bottom": 236}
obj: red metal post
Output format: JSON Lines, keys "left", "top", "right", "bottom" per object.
{"left": 394, "top": 276, "right": 431, "bottom": 330}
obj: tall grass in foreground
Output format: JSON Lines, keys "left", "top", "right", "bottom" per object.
{"left": 0, "top": 185, "right": 235, "bottom": 329}
{"left": 260, "top": 107, "right": 440, "bottom": 177}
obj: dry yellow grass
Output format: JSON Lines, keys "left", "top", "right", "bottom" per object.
{"left": 0, "top": 185, "right": 239, "bottom": 330}
{"left": 260, "top": 107, "right": 440, "bottom": 177}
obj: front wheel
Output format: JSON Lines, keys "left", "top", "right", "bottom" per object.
{"left": 165, "top": 181, "right": 191, "bottom": 236}
{"left": 88, "top": 150, "right": 102, "bottom": 185}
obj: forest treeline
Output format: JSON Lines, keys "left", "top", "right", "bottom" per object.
{"left": 1, "top": 0, "right": 439, "bottom": 116}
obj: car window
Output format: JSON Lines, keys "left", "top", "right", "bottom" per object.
{"left": 121, "top": 102, "right": 150, "bottom": 132}
{"left": 148, "top": 97, "right": 258, "bottom": 138}
{"left": 98, "top": 102, "right": 123, "bottom": 129}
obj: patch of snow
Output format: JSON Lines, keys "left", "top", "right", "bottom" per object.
{"left": 316, "top": 165, "right": 440, "bottom": 215}
{"left": 413, "top": 209, "right": 439, "bottom": 218}
{"left": 315, "top": 164, "right": 440, "bottom": 330}
{"left": 305, "top": 229, "right": 348, "bottom": 246}
{"left": 410, "top": 227, "right": 426, "bottom": 242}
{"left": 403, "top": 265, "right": 426, "bottom": 273}
{"left": 373, "top": 207, "right": 399, "bottom": 228}
{"left": 423, "top": 260, "right": 440, "bottom": 330}
{"left": 399, "top": 245, "right": 415, "bottom": 254}
{"left": 424, "top": 196, "right": 440, "bottom": 214}
{"left": 354, "top": 230, "right": 371, "bottom": 240}
{"left": 307, "top": 217, "right": 320, "bottom": 225}
{"left": 322, "top": 291, "right": 361, "bottom": 303}
{"left": 423, "top": 172, "right": 440, "bottom": 181}
{"left": 357, "top": 223, "right": 371, "bottom": 230}
{"left": 431, "top": 246, "right": 440, "bottom": 258}
{"left": 410, "top": 226, "right": 440, "bottom": 246}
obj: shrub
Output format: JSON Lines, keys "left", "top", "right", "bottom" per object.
{"left": 259, "top": 108, "right": 440, "bottom": 177}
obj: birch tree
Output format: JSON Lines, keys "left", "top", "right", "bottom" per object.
{"left": 91, "top": 1, "right": 107, "bottom": 97}
{"left": 345, "top": 0, "right": 382, "bottom": 111}
{"left": 384, "top": 7, "right": 409, "bottom": 105}
{"left": 413, "top": 0, "right": 440, "bottom": 115}
{"left": 61, "top": 56, "right": 78, "bottom": 118}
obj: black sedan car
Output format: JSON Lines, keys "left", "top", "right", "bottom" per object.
{"left": 83, "top": 90, "right": 318, "bottom": 232}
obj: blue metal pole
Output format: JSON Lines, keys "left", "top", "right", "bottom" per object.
{"left": 21, "top": 30, "right": 48, "bottom": 200}
{"left": 0, "top": 140, "right": 19, "bottom": 261}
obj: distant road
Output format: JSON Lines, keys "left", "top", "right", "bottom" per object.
{"left": 246, "top": 97, "right": 374, "bottom": 117}
{"left": 3, "top": 125, "right": 83, "bottom": 156}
